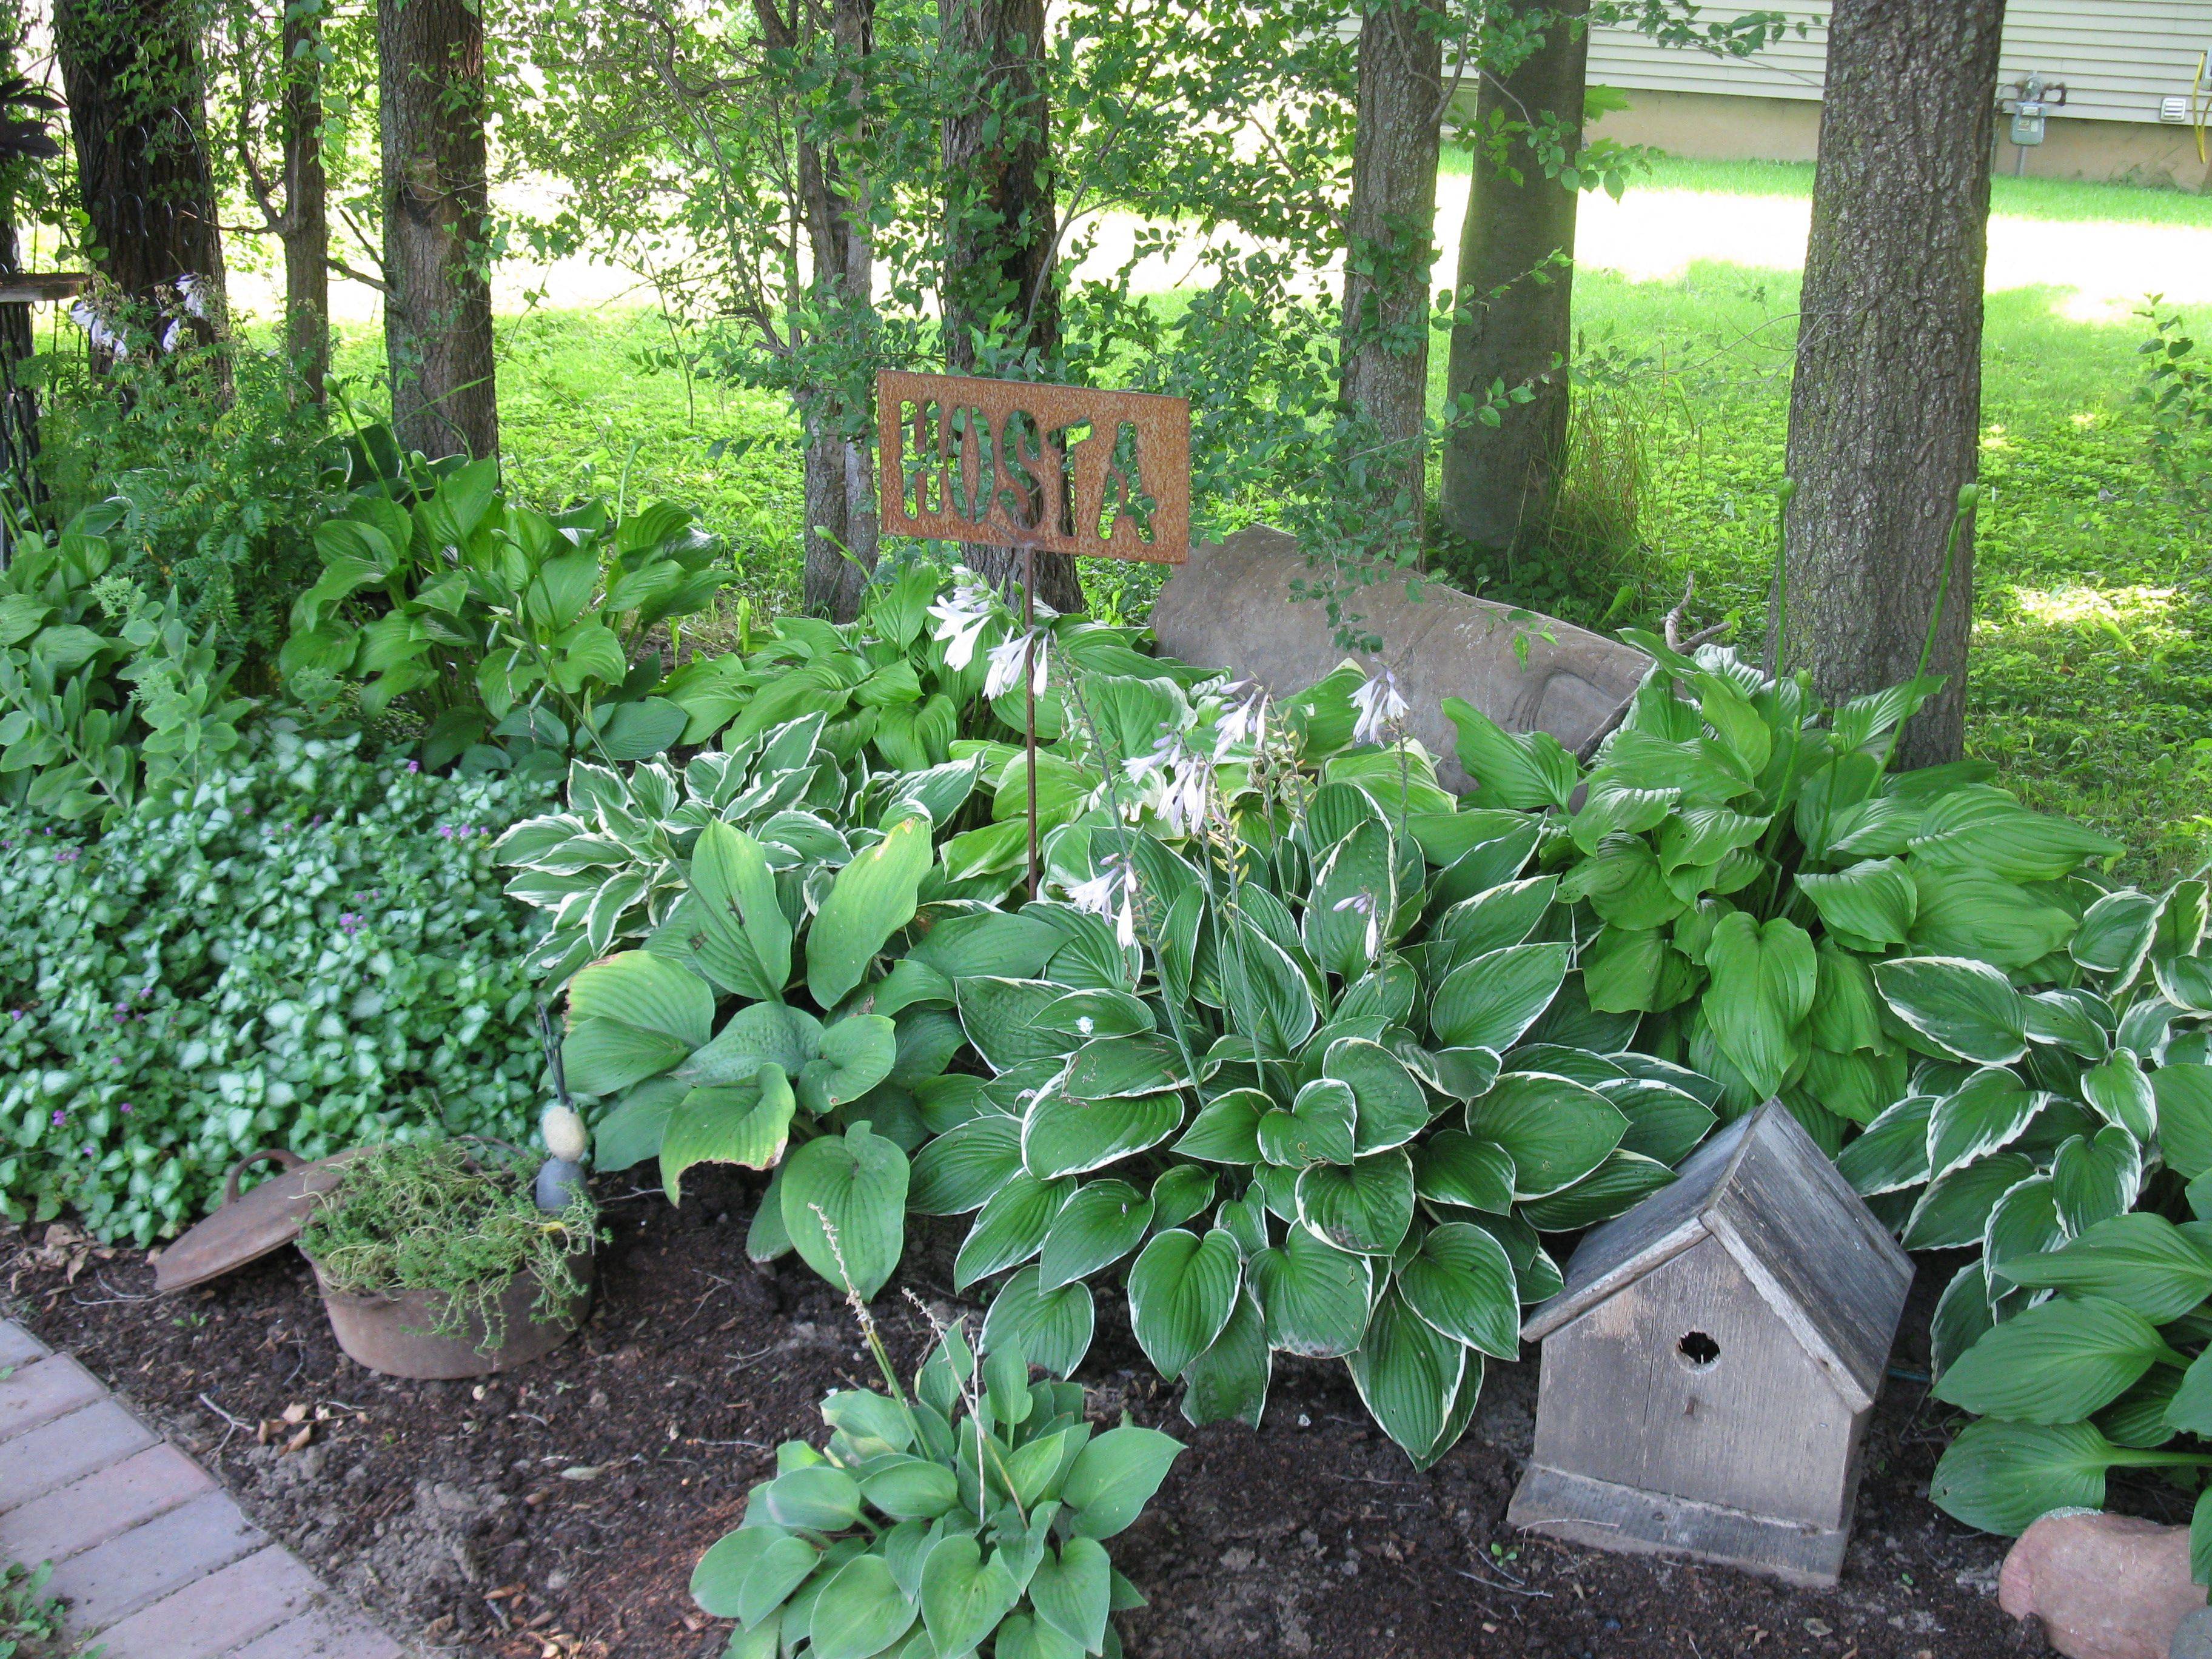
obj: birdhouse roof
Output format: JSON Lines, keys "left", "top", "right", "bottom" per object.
{"left": 1520, "top": 1101, "right": 1914, "bottom": 1412}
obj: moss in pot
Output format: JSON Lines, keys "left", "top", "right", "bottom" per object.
{"left": 298, "top": 1138, "right": 600, "bottom": 1378}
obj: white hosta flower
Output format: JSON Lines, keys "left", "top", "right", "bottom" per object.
{"left": 159, "top": 319, "right": 186, "bottom": 355}
{"left": 1350, "top": 667, "right": 1409, "bottom": 747}
{"left": 69, "top": 300, "right": 123, "bottom": 357}
{"left": 1068, "top": 854, "right": 1140, "bottom": 948}
{"left": 1333, "top": 890, "right": 1381, "bottom": 962}
{"left": 1124, "top": 734, "right": 1179, "bottom": 786}
{"left": 984, "top": 629, "right": 1048, "bottom": 700}
{"left": 1213, "top": 685, "right": 1267, "bottom": 757}
{"left": 174, "top": 273, "right": 210, "bottom": 318}
{"left": 927, "top": 576, "right": 997, "bottom": 670}
{"left": 1158, "top": 748, "right": 1213, "bottom": 838}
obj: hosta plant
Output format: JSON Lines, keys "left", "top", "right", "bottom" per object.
{"left": 497, "top": 712, "right": 985, "bottom": 985}
{"left": 280, "top": 458, "right": 728, "bottom": 773}
{"left": 692, "top": 1324, "right": 1176, "bottom": 1659}
{"left": 903, "top": 732, "right": 1724, "bottom": 1466}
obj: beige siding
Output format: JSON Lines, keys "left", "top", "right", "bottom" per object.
{"left": 1588, "top": 0, "right": 2212, "bottom": 126}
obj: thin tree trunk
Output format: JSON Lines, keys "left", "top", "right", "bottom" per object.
{"left": 55, "top": 0, "right": 229, "bottom": 363}
{"left": 1782, "top": 0, "right": 2004, "bottom": 768}
{"left": 281, "top": 1, "right": 331, "bottom": 402}
{"left": 938, "top": 0, "right": 1081, "bottom": 613}
{"left": 380, "top": 0, "right": 497, "bottom": 461}
{"left": 1438, "top": 0, "right": 1586, "bottom": 551}
{"left": 0, "top": 223, "right": 36, "bottom": 552}
{"left": 1341, "top": 0, "right": 1443, "bottom": 538}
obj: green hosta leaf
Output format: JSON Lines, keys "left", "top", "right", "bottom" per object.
{"left": 1797, "top": 857, "right": 1917, "bottom": 947}
{"left": 688, "top": 821, "right": 793, "bottom": 999}
{"left": 1410, "top": 1130, "right": 1515, "bottom": 1213}
{"left": 2082, "top": 1050, "right": 2156, "bottom": 1140}
{"left": 1128, "top": 1227, "right": 1242, "bottom": 1378}
{"left": 1173, "top": 1088, "right": 1269, "bottom": 1163}
{"left": 1326, "top": 1037, "right": 1431, "bottom": 1156}
{"left": 1569, "top": 786, "right": 1677, "bottom": 854}
{"left": 662, "top": 1069, "right": 799, "bottom": 1202}
{"left": 919, "top": 1536, "right": 1017, "bottom": 1659}
{"left": 1837, "top": 1094, "right": 1934, "bottom": 1195}
{"left": 1180, "top": 1290, "right": 1272, "bottom": 1430}
{"left": 677, "top": 1002, "right": 821, "bottom": 1087}
{"left": 1027, "top": 1537, "right": 1111, "bottom": 1656}
{"left": 1150, "top": 1165, "right": 1215, "bottom": 1231}
{"left": 1908, "top": 869, "right": 2076, "bottom": 970}
{"left": 2167, "top": 1349, "right": 2212, "bottom": 1437}
{"left": 2072, "top": 889, "right": 2159, "bottom": 980}
{"left": 1249, "top": 1222, "right": 1374, "bottom": 1358}
{"left": 1598, "top": 1078, "right": 1717, "bottom": 1167}
{"left": 1061, "top": 1426, "right": 1184, "bottom": 1540}
{"left": 1305, "top": 820, "right": 1396, "bottom": 979}
{"left": 1808, "top": 943, "right": 1886, "bottom": 1056}
{"left": 1348, "top": 1284, "right": 1469, "bottom": 1464}
{"left": 1984, "top": 1176, "right": 2065, "bottom": 1295}
{"left": 762, "top": 1463, "right": 863, "bottom": 1530}
{"left": 1435, "top": 876, "right": 1559, "bottom": 956}
{"left": 909, "top": 1115, "right": 1024, "bottom": 1215}
{"left": 982, "top": 1267, "right": 1096, "bottom": 1379}
{"left": 808, "top": 814, "right": 933, "bottom": 1008}
{"left": 2025, "top": 990, "right": 2113, "bottom": 1061}
{"left": 861, "top": 1457, "right": 960, "bottom": 1522}
{"left": 1518, "top": 1150, "right": 1677, "bottom": 1232}
{"left": 1578, "top": 924, "right": 1669, "bottom": 1015}
{"left": 2153, "top": 1064, "right": 2212, "bottom": 1178}
{"left": 568, "top": 950, "right": 715, "bottom": 1047}
{"left": 1930, "top": 1259, "right": 1996, "bottom": 1380}
{"left": 1063, "top": 1033, "right": 1191, "bottom": 1100}
{"left": 1932, "top": 1296, "right": 2173, "bottom": 1424}
{"left": 1703, "top": 913, "right": 1815, "bottom": 1097}
{"left": 1926, "top": 1066, "right": 2039, "bottom": 1182}
{"left": 1443, "top": 697, "right": 1578, "bottom": 809}
{"left": 2004, "top": 1213, "right": 2212, "bottom": 1323}
{"left": 1908, "top": 790, "right": 2122, "bottom": 883}
{"left": 955, "top": 1172, "right": 1073, "bottom": 1290}
{"left": 1872, "top": 956, "right": 2028, "bottom": 1065}
{"left": 1465, "top": 1072, "right": 1626, "bottom": 1199}
{"left": 1296, "top": 1151, "right": 1416, "bottom": 1256}
{"left": 1258, "top": 1078, "right": 1356, "bottom": 1168}
{"left": 1396, "top": 1222, "right": 1520, "bottom": 1359}
{"left": 561, "top": 1017, "right": 694, "bottom": 1096}
{"left": 1038, "top": 1180, "right": 1155, "bottom": 1290}
{"left": 1929, "top": 1420, "right": 2119, "bottom": 1535}
{"left": 811, "top": 1015, "right": 899, "bottom": 1107}
{"left": 779, "top": 1122, "right": 909, "bottom": 1299}
{"left": 1022, "top": 1088, "right": 1185, "bottom": 1181}
{"left": 1430, "top": 943, "right": 1571, "bottom": 1051}
{"left": 692, "top": 1526, "right": 819, "bottom": 1624}
{"left": 1902, "top": 1151, "right": 2035, "bottom": 1250}
{"left": 2051, "top": 1127, "right": 2145, "bottom": 1235}
{"left": 591, "top": 1078, "right": 685, "bottom": 1173}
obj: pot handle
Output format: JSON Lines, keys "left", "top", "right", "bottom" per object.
{"left": 224, "top": 1147, "right": 304, "bottom": 1206}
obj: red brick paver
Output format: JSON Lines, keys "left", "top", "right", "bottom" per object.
{"left": 0, "top": 1316, "right": 413, "bottom": 1658}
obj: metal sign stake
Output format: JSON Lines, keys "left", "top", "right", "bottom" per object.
{"left": 1022, "top": 542, "right": 1041, "bottom": 900}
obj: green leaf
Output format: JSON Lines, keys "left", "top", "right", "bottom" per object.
{"left": 811, "top": 1016, "right": 899, "bottom": 1108}
{"left": 692, "top": 1526, "right": 818, "bottom": 1624}
{"left": 779, "top": 1122, "right": 909, "bottom": 1299}
{"left": 1908, "top": 790, "right": 2121, "bottom": 883}
{"left": 590, "top": 1078, "right": 685, "bottom": 1173}
{"left": 662, "top": 1068, "right": 799, "bottom": 1202}
{"left": 1872, "top": 956, "right": 2028, "bottom": 1065}
{"left": 1348, "top": 1283, "right": 1469, "bottom": 1464}
{"left": 1022, "top": 1088, "right": 1185, "bottom": 1181}
{"left": 1926, "top": 1066, "right": 2039, "bottom": 1181}
{"left": 2071, "top": 889, "right": 2159, "bottom": 979}
{"left": 2154, "top": 1064, "right": 2212, "bottom": 1178}
{"left": 1326, "top": 1038, "right": 1430, "bottom": 1157}
{"left": 2082, "top": 1050, "right": 2156, "bottom": 1140}
{"left": 1908, "top": 869, "right": 2076, "bottom": 970}
{"left": 1128, "top": 1227, "right": 1242, "bottom": 1378}
{"left": 981, "top": 1267, "right": 1096, "bottom": 1379}
{"left": 1702, "top": 913, "right": 1815, "bottom": 1098}
{"left": 1932, "top": 1296, "right": 2173, "bottom": 1424}
{"left": 919, "top": 1534, "right": 1019, "bottom": 1657}
{"left": 1173, "top": 1088, "right": 1269, "bottom": 1163}
{"left": 811, "top": 1553, "right": 919, "bottom": 1659}
{"left": 1028, "top": 1537, "right": 1111, "bottom": 1656}
{"left": 1179, "top": 1290, "right": 1272, "bottom": 1430}
{"left": 1296, "top": 1151, "right": 1416, "bottom": 1256}
{"left": 1518, "top": 1150, "right": 1678, "bottom": 1232}
{"left": 561, "top": 1017, "right": 694, "bottom": 1096}
{"left": 568, "top": 950, "right": 715, "bottom": 1047}
{"left": 1396, "top": 1222, "right": 1520, "bottom": 1359}
{"left": 2005, "top": 1213, "right": 2212, "bottom": 1323}
{"left": 1248, "top": 1222, "right": 1374, "bottom": 1358}
{"left": 1435, "top": 876, "right": 1559, "bottom": 956}
{"left": 808, "top": 814, "right": 934, "bottom": 1008}
{"left": 1430, "top": 943, "right": 1571, "bottom": 1052}
{"left": 955, "top": 1172, "right": 1073, "bottom": 1289}
{"left": 2052, "top": 1127, "right": 2145, "bottom": 1235}
{"left": 909, "top": 1114, "right": 1024, "bottom": 1215}
{"left": 1929, "top": 1420, "right": 2117, "bottom": 1536}
{"left": 1796, "top": 858, "right": 1917, "bottom": 947}
{"left": 762, "top": 1463, "right": 863, "bottom": 1530}
{"left": 1837, "top": 1094, "right": 1934, "bottom": 1194}
{"left": 1903, "top": 1152, "right": 2035, "bottom": 1250}
{"left": 1465, "top": 1073, "right": 1626, "bottom": 1199}
{"left": 861, "top": 1457, "right": 961, "bottom": 1522}
{"left": 1063, "top": 1033, "right": 1191, "bottom": 1100}
{"left": 688, "top": 822, "right": 793, "bottom": 1000}
{"left": 1598, "top": 1079, "right": 1717, "bottom": 1167}
{"left": 677, "top": 1002, "right": 822, "bottom": 1087}
{"left": 1061, "top": 1426, "right": 1184, "bottom": 1539}
{"left": 1258, "top": 1078, "right": 1356, "bottom": 1168}
{"left": 1304, "top": 820, "right": 1396, "bottom": 978}
{"left": 1038, "top": 1180, "right": 1154, "bottom": 1290}
{"left": 1443, "top": 697, "right": 1578, "bottom": 809}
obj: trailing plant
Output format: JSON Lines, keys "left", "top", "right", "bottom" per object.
{"left": 0, "top": 725, "right": 551, "bottom": 1244}
{"left": 298, "top": 1138, "right": 598, "bottom": 1347}
{"left": 280, "top": 458, "right": 729, "bottom": 774}
{"left": 692, "top": 1321, "right": 1176, "bottom": 1659}
{"left": 900, "top": 684, "right": 1726, "bottom": 1464}
{"left": 497, "top": 711, "right": 987, "bottom": 987}
{"left": 2137, "top": 295, "right": 2212, "bottom": 504}
{"left": 0, "top": 512, "right": 253, "bottom": 823}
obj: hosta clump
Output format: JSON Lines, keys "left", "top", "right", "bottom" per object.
{"left": 903, "top": 743, "right": 1725, "bottom": 1466}
{"left": 498, "top": 711, "right": 985, "bottom": 985}
{"left": 693, "top": 1327, "right": 1175, "bottom": 1659}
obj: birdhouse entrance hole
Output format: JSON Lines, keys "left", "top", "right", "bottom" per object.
{"left": 1675, "top": 1330, "right": 1720, "bottom": 1370}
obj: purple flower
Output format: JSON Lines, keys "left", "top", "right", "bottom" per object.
{"left": 49, "top": 1108, "right": 65, "bottom": 1127}
{"left": 81, "top": 1144, "right": 95, "bottom": 1158}
{"left": 339, "top": 913, "right": 364, "bottom": 936}
{"left": 406, "top": 760, "right": 421, "bottom": 773}
{"left": 55, "top": 848, "right": 79, "bottom": 863}
{"left": 310, "top": 814, "right": 324, "bottom": 827}
{"left": 119, "top": 1102, "right": 133, "bottom": 1114}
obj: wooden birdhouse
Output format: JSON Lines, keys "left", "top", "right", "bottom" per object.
{"left": 1510, "top": 1101, "right": 1913, "bottom": 1587}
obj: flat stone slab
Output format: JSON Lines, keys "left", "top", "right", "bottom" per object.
{"left": 1150, "top": 525, "right": 1651, "bottom": 793}
{"left": 0, "top": 1316, "right": 414, "bottom": 1658}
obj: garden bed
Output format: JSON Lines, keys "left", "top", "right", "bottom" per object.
{"left": 5, "top": 1166, "right": 2063, "bottom": 1659}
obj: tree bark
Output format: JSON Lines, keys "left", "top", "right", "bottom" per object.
{"left": 55, "top": 0, "right": 229, "bottom": 358}
{"left": 380, "top": 0, "right": 497, "bottom": 461}
{"left": 1782, "top": 0, "right": 2003, "bottom": 768}
{"left": 281, "top": 0, "right": 331, "bottom": 401}
{"left": 938, "top": 0, "right": 1081, "bottom": 613}
{"left": 1437, "top": 0, "right": 1586, "bottom": 551}
{"left": 1340, "top": 0, "right": 1444, "bottom": 539}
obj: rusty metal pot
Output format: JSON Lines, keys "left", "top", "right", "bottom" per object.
{"left": 304, "top": 1245, "right": 594, "bottom": 1381}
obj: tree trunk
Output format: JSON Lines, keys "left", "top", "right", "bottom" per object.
{"left": 0, "top": 224, "right": 36, "bottom": 554}
{"left": 1781, "top": 0, "right": 2003, "bottom": 768}
{"left": 281, "top": 1, "right": 331, "bottom": 402}
{"left": 1437, "top": 0, "right": 1587, "bottom": 551}
{"left": 938, "top": 0, "right": 1081, "bottom": 613}
{"left": 1341, "top": 0, "right": 1443, "bottom": 538}
{"left": 791, "top": 0, "right": 879, "bottom": 620}
{"left": 380, "top": 0, "right": 497, "bottom": 461}
{"left": 55, "top": 0, "right": 229, "bottom": 360}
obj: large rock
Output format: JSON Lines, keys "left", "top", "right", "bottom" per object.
{"left": 1999, "top": 1511, "right": 2205, "bottom": 1659}
{"left": 1150, "top": 526, "right": 1650, "bottom": 794}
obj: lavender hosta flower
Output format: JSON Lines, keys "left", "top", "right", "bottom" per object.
{"left": 1333, "top": 890, "right": 1381, "bottom": 962}
{"left": 174, "top": 273, "right": 210, "bottom": 319}
{"left": 1068, "top": 854, "right": 1141, "bottom": 949}
{"left": 1213, "top": 684, "right": 1269, "bottom": 758}
{"left": 159, "top": 319, "right": 186, "bottom": 355}
{"left": 984, "top": 630, "right": 1048, "bottom": 700}
{"left": 927, "top": 577, "right": 997, "bottom": 670}
{"left": 1350, "top": 667, "right": 1409, "bottom": 748}
{"left": 69, "top": 299, "right": 126, "bottom": 358}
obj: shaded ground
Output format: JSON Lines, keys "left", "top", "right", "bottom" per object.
{"left": 7, "top": 1168, "right": 2049, "bottom": 1659}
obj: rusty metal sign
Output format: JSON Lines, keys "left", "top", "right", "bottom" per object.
{"left": 876, "top": 370, "right": 1190, "bottom": 563}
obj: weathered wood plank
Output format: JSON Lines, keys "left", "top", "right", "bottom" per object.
{"left": 1509, "top": 1463, "right": 1852, "bottom": 1588}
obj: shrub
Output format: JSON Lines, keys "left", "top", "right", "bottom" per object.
{"left": 0, "top": 726, "right": 552, "bottom": 1243}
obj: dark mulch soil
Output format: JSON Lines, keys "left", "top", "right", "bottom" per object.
{"left": 6, "top": 1168, "right": 2057, "bottom": 1659}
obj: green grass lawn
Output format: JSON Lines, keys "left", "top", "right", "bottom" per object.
{"left": 335, "top": 164, "right": 2211, "bottom": 885}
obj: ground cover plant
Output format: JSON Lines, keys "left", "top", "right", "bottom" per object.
{"left": 0, "top": 1560, "right": 88, "bottom": 1659}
